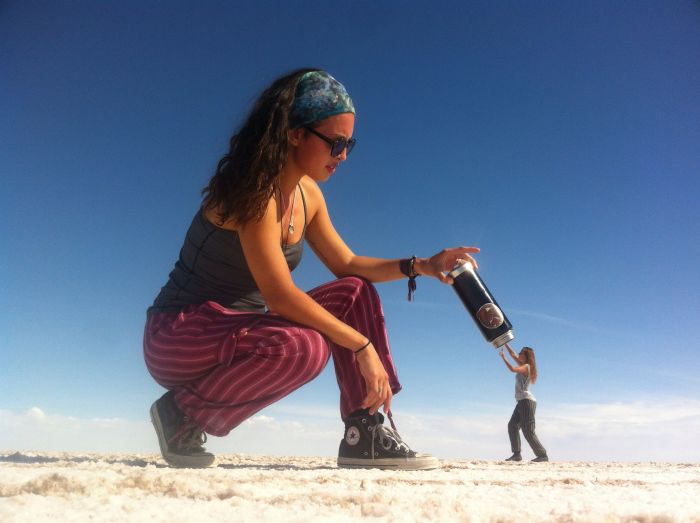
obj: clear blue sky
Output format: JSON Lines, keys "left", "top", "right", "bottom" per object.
{"left": 2, "top": 1, "right": 699, "bottom": 461}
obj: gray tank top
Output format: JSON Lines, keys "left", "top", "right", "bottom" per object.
{"left": 515, "top": 364, "right": 536, "bottom": 401}
{"left": 149, "top": 186, "right": 307, "bottom": 314}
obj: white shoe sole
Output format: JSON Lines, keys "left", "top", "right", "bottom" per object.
{"left": 337, "top": 453, "right": 440, "bottom": 470}
{"left": 149, "top": 401, "right": 216, "bottom": 469}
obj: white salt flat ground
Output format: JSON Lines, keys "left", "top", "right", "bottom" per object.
{"left": 1, "top": 452, "right": 699, "bottom": 522}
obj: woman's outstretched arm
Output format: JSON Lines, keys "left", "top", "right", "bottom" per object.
{"left": 505, "top": 343, "right": 521, "bottom": 365}
{"left": 499, "top": 347, "right": 529, "bottom": 374}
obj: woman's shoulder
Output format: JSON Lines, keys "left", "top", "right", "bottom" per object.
{"left": 300, "top": 175, "right": 322, "bottom": 198}
{"left": 299, "top": 176, "right": 326, "bottom": 212}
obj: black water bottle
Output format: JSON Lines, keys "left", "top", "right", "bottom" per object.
{"left": 449, "top": 261, "right": 514, "bottom": 348}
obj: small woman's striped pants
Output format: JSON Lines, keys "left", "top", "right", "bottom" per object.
{"left": 508, "top": 399, "right": 548, "bottom": 458}
{"left": 143, "top": 277, "right": 401, "bottom": 437}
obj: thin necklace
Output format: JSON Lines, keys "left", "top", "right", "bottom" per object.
{"left": 282, "top": 185, "right": 297, "bottom": 246}
{"left": 288, "top": 185, "right": 297, "bottom": 235}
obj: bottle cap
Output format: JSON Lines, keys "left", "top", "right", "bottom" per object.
{"left": 448, "top": 260, "right": 475, "bottom": 279}
{"left": 491, "top": 331, "right": 514, "bottom": 348}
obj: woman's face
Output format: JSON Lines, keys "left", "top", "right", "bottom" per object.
{"left": 518, "top": 350, "right": 528, "bottom": 365}
{"left": 288, "top": 113, "right": 355, "bottom": 182}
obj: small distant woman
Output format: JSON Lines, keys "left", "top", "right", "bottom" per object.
{"left": 499, "top": 344, "right": 549, "bottom": 462}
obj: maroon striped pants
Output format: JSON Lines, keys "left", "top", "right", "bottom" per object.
{"left": 143, "top": 277, "right": 402, "bottom": 437}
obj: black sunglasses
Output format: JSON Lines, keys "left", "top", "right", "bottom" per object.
{"left": 304, "top": 126, "right": 356, "bottom": 157}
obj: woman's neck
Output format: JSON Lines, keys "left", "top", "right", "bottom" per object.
{"left": 278, "top": 166, "right": 304, "bottom": 196}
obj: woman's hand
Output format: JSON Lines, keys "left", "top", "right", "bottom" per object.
{"left": 417, "top": 246, "right": 480, "bottom": 284}
{"left": 356, "top": 344, "right": 392, "bottom": 415}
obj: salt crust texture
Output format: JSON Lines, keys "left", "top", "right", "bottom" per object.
{"left": 1, "top": 452, "right": 699, "bottom": 522}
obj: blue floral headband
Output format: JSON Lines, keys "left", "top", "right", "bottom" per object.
{"left": 289, "top": 71, "right": 355, "bottom": 129}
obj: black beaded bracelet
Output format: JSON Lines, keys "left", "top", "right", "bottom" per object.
{"left": 399, "top": 256, "right": 420, "bottom": 301}
{"left": 409, "top": 256, "right": 418, "bottom": 277}
{"left": 354, "top": 340, "right": 371, "bottom": 354}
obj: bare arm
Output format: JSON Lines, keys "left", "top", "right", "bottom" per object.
{"left": 238, "top": 195, "right": 365, "bottom": 350}
{"left": 237, "top": 192, "right": 391, "bottom": 415}
{"left": 505, "top": 343, "right": 521, "bottom": 366}
{"left": 499, "top": 347, "right": 529, "bottom": 374}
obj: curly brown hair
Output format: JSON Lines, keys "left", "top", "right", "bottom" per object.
{"left": 202, "top": 68, "right": 320, "bottom": 226}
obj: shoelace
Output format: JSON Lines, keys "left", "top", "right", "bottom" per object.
{"left": 168, "top": 418, "right": 208, "bottom": 452}
{"left": 369, "top": 411, "right": 412, "bottom": 459}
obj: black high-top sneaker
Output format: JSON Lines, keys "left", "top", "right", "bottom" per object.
{"left": 150, "top": 390, "right": 216, "bottom": 468}
{"left": 337, "top": 409, "right": 439, "bottom": 470}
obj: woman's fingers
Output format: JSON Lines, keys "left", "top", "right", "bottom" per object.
{"left": 427, "top": 246, "right": 481, "bottom": 282}
{"left": 452, "top": 250, "right": 478, "bottom": 270}
{"left": 382, "top": 391, "right": 393, "bottom": 414}
{"left": 373, "top": 389, "right": 392, "bottom": 415}
{"left": 460, "top": 254, "right": 478, "bottom": 269}
{"left": 355, "top": 345, "right": 393, "bottom": 414}
{"left": 361, "top": 381, "right": 392, "bottom": 414}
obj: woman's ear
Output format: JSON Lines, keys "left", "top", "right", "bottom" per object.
{"left": 288, "top": 127, "right": 305, "bottom": 147}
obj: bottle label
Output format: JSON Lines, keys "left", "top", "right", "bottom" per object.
{"left": 476, "top": 303, "right": 504, "bottom": 329}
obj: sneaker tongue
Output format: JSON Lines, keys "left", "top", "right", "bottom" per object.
{"left": 375, "top": 423, "right": 414, "bottom": 456}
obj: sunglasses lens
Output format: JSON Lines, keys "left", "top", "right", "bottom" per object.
{"left": 345, "top": 139, "right": 356, "bottom": 155}
{"left": 330, "top": 141, "right": 343, "bottom": 157}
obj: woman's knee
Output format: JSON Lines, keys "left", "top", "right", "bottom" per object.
{"left": 523, "top": 422, "right": 537, "bottom": 436}
{"left": 337, "top": 275, "right": 375, "bottom": 292}
{"left": 338, "top": 276, "right": 382, "bottom": 306}
{"left": 295, "top": 329, "right": 330, "bottom": 378}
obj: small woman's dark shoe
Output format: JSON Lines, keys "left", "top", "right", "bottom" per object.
{"left": 505, "top": 453, "right": 522, "bottom": 461}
